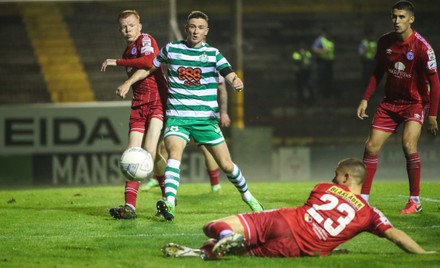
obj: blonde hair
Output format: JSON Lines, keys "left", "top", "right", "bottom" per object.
{"left": 118, "top": 10, "right": 140, "bottom": 23}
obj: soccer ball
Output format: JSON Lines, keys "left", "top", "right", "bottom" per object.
{"left": 119, "top": 147, "right": 154, "bottom": 181}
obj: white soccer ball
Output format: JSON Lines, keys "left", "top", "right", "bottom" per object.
{"left": 119, "top": 147, "right": 154, "bottom": 181}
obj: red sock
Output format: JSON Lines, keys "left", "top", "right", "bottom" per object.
{"left": 125, "top": 180, "right": 140, "bottom": 207}
{"left": 200, "top": 239, "right": 220, "bottom": 259}
{"left": 208, "top": 168, "right": 220, "bottom": 186}
{"left": 406, "top": 152, "right": 421, "bottom": 196}
{"left": 203, "top": 221, "right": 233, "bottom": 239}
{"left": 155, "top": 175, "right": 165, "bottom": 197}
{"left": 361, "top": 153, "right": 378, "bottom": 195}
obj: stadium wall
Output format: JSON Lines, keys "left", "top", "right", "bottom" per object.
{"left": 1, "top": 103, "right": 438, "bottom": 188}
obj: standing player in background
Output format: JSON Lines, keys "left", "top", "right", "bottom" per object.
{"left": 356, "top": 0, "right": 440, "bottom": 214}
{"left": 141, "top": 76, "right": 230, "bottom": 193}
{"left": 161, "top": 158, "right": 435, "bottom": 259}
{"left": 101, "top": 9, "right": 167, "bottom": 219}
{"left": 117, "top": 10, "right": 264, "bottom": 221}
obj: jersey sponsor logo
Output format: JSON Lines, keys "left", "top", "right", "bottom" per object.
{"left": 177, "top": 66, "right": 202, "bottom": 86}
{"left": 406, "top": 51, "right": 414, "bottom": 60}
{"left": 394, "top": 61, "right": 405, "bottom": 71}
{"left": 389, "top": 61, "right": 412, "bottom": 78}
{"left": 328, "top": 186, "right": 365, "bottom": 210}
{"left": 428, "top": 60, "right": 437, "bottom": 70}
{"left": 131, "top": 47, "right": 137, "bottom": 55}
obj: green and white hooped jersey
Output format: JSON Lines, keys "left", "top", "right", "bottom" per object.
{"left": 153, "top": 41, "right": 231, "bottom": 121}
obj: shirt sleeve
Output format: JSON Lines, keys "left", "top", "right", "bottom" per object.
{"left": 116, "top": 34, "right": 159, "bottom": 69}
{"left": 367, "top": 207, "right": 393, "bottom": 237}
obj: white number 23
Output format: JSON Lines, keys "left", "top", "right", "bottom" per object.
{"left": 306, "top": 194, "right": 355, "bottom": 236}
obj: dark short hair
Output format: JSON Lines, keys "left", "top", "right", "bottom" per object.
{"left": 187, "top": 10, "right": 209, "bottom": 24}
{"left": 392, "top": 0, "right": 415, "bottom": 16}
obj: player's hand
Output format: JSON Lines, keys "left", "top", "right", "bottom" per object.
{"left": 220, "top": 112, "right": 231, "bottom": 127}
{"left": 101, "top": 59, "right": 117, "bottom": 72}
{"left": 232, "top": 75, "right": 244, "bottom": 92}
{"left": 357, "top": 99, "right": 369, "bottom": 120}
{"left": 116, "top": 81, "right": 131, "bottom": 99}
{"left": 426, "top": 116, "right": 438, "bottom": 136}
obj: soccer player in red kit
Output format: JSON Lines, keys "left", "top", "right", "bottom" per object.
{"left": 161, "top": 158, "right": 435, "bottom": 259}
{"left": 356, "top": 0, "right": 440, "bottom": 214}
{"left": 101, "top": 10, "right": 168, "bottom": 219}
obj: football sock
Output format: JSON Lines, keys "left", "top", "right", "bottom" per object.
{"left": 125, "top": 180, "right": 140, "bottom": 208}
{"left": 203, "top": 221, "right": 233, "bottom": 239}
{"left": 410, "top": 196, "right": 421, "bottom": 204}
{"left": 361, "top": 153, "right": 378, "bottom": 195}
{"left": 406, "top": 152, "right": 421, "bottom": 197}
{"left": 164, "top": 159, "right": 181, "bottom": 206}
{"left": 155, "top": 175, "right": 165, "bottom": 197}
{"left": 208, "top": 168, "right": 220, "bottom": 186}
{"left": 226, "top": 164, "right": 250, "bottom": 199}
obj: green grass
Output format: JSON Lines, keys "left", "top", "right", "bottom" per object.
{"left": 1, "top": 182, "right": 439, "bottom": 268}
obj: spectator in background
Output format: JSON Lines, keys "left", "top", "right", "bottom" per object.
{"left": 356, "top": 0, "right": 440, "bottom": 214}
{"left": 292, "top": 41, "right": 313, "bottom": 105}
{"left": 358, "top": 28, "right": 377, "bottom": 90}
{"left": 312, "top": 27, "right": 336, "bottom": 99}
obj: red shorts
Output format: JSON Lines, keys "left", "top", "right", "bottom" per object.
{"left": 237, "top": 210, "right": 301, "bottom": 257}
{"left": 371, "top": 102, "right": 426, "bottom": 133}
{"left": 129, "top": 103, "right": 164, "bottom": 133}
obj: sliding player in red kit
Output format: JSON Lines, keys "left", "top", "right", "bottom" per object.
{"left": 356, "top": 1, "right": 440, "bottom": 214}
{"left": 101, "top": 10, "right": 167, "bottom": 219}
{"left": 161, "top": 158, "right": 435, "bottom": 259}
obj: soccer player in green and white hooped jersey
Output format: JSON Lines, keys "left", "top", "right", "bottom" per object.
{"left": 117, "top": 10, "right": 264, "bottom": 221}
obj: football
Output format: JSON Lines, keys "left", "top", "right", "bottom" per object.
{"left": 119, "top": 147, "right": 154, "bottom": 181}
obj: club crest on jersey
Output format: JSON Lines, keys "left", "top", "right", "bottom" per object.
{"left": 304, "top": 213, "right": 313, "bottom": 223}
{"left": 200, "top": 52, "right": 208, "bottom": 63}
{"left": 406, "top": 51, "right": 414, "bottom": 60}
{"left": 131, "top": 47, "right": 137, "bottom": 55}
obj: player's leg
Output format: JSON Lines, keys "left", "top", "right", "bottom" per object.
{"left": 361, "top": 128, "right": 391, "bottom": 201}
{"left": 156, "top": 135, "right": 187, "bottom": 221}
{"left": 109, "top": 131, "right": 144, "bottom": 219}
{"left": 207, "top": 143, "right": 264, "bottom": 212}
{"left": 140, "top": 118, "right": 164, "bottom": 192}
{"left": 400, "top": 120, "right": 423, "bottom": 214}
{"left": 202, "top": 215, "right": 247, "bottom": 257}
{"left": 140, "top": 138, "right": 167, "bottom": 194}
{"left": 200, "top": 145, "right": 221, "bottom": 192}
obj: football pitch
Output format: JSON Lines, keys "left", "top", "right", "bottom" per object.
{"left": 1, "top": 181, "right": 439, "bottom": 268}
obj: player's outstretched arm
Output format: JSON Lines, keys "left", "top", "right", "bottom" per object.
{"left": 116, "top": 68, "right": 152, "bottom": 98}
{"left": 101, "top": 59, "right": 117, "bottom": 72}
{"left": 383, "top": 228, "right": 436, "bottom": 254}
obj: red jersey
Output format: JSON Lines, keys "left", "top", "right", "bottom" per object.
{"left": 279, "top": 183, "right": 392, "bottom": 256}
{"left": 116, "top": 33, "right": 168, "bottom": 108}
{"left": 364, "top": 31, "right": 439, "bottom": 113}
